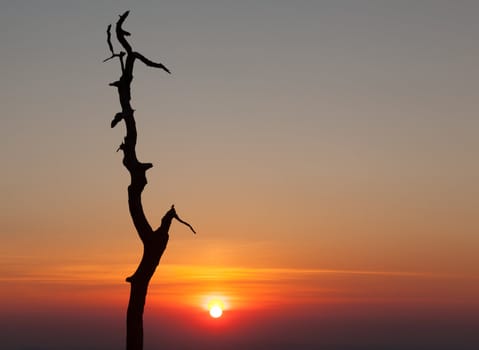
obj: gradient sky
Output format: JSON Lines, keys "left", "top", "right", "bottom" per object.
{"left": 1, "top": 1, "right": 479, "bottom": 349}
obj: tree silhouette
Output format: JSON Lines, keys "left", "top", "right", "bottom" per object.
{"left": 104, "top": 11, "right": 196, "bottom": 350}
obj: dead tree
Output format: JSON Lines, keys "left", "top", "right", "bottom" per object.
{"left": 104, "top": 11, "right": 196, "bottom": 350}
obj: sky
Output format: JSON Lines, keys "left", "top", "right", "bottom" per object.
{"left": 1, "top": 0, "right": 478, "bottom": 349}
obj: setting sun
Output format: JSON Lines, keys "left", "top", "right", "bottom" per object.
{"left": 205, "top": 297, "right": 226, "bottom": 319}
{"left": 209, "top": 304, "right": 223, "bottom": 318}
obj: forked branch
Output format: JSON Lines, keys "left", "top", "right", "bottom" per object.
{"left": 103, "top": 24, "right": 125, "bottom": 71}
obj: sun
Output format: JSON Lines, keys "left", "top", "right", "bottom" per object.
{"left": 203, "top": 296, "right": 228, "bottom": 319}
{"left": 209, "top": 304, "right": 223, "bottom": 318}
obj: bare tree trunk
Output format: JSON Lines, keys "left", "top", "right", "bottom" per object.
{"left": 104, "top": 11, "right": 195, "bottom": 350}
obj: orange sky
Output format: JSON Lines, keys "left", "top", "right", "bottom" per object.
{"left": 2, "top": 260, "right": 478, "bottom": 348}
{"left": 2, "top": 260, "right": 478, "bottom": 313}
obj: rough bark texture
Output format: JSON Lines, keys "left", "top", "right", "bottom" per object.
{"left": 105, "top": 11, "right": 195, "bottom": 350}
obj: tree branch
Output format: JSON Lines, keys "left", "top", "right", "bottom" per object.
{"left": 111, "top": 11, "right": 153, "bottom": 243}
{"left": 106, "top": 24, "right": 114, "bottom": 55}
{"left": 116, "top": 11, "right": 133, "bottom": 54}
{"left": 134, "top": 52, "right": 171, "bottom": 74}
{"left": 103, "top": 24, "right": 125, "bottom": 72}
{"left": 175, "top": 213, "right": 197, "bottom": 234}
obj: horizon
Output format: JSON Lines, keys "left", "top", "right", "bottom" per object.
{"left": 2, "top": 261, "right": 478, "bottom": 349}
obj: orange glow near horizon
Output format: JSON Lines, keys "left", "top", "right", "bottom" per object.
{"left": 1, "top": 261, "right": 479, "bottom": 319}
